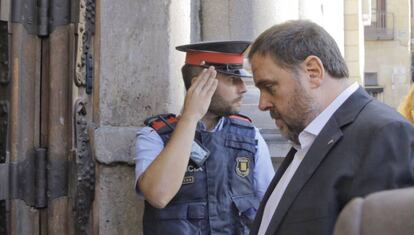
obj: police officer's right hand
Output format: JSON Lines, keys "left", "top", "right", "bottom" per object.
{"left": 182, "top": 66, "right": 218, "bottom": 121}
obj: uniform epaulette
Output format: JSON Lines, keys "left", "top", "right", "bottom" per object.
{"left": 229, "top": 114, "right": 252, "bottom": 123}
{"left": 144, "top": 113, "right": 178, "bottom": 133}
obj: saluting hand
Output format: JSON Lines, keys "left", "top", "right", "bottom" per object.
{"left": 182, "top": 66, "right": 218, "bottom": 121}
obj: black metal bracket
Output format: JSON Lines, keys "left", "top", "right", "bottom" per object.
{"left": 0, "top": 101, "right": 8, "bottom": 164}
{"left": 11, "top": 0, "right": 71, "bottom": 36}
{"left": 74, "top": 99, "right": 95, "bottom": 234}
{"left": 75, "top": 0, "right": 95, "bottom": 93}
{"left": 0, "top": 19, "right": 9, "bottom": 235}
{"left": 0, "top": 22, "right": 8, "bottom": 86}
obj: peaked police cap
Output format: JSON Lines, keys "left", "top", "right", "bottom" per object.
{"left": 176, "top": 41, "right": 251, "bottom": 77}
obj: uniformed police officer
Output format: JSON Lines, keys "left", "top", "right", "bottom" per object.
{"left": 135, "top": 41, "right": 274, "bottom": 235}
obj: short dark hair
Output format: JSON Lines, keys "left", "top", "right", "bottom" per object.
{"left": 181, "top": 64, "right": 203, "bottom": 90}
{"left": 248, "top": 20, "right": 349, "bottom": 79}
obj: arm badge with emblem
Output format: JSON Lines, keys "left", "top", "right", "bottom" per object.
{"left": 236, "top": 157, "right": 250, "bottom": 177}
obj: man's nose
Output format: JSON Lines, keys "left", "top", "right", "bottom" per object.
{"left": 234, "top": 78, "right": 247, "bottom": 94}
{"left": 238, "top": 80, "right": 247, "bottom": 94}
{"left": 258, "top": 92, "right": 272, "bottom": 111}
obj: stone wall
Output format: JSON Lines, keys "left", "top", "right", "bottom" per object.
{"left": 94, "top": 0, "right": 192, "bottom": 233}
{"left": 344, "top": 0, "right": 365, "bottom": 84}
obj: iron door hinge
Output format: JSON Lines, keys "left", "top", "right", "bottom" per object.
{"left": 11, "top": 0, "right": 71, "bottom": 36}
{"left": 0, "top": 148, "right": 52, "bottom": 208}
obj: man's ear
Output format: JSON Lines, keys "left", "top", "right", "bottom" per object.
{"left": 303, "top": 55, "right": 324, "bottom": 88}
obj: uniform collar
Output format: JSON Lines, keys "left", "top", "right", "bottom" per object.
{"left": 198, "top": 117, "right": 226, "bottom": 132}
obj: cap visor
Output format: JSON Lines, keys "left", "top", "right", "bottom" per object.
{"left": 216, "top": 68, "right": 252, "bottom": 78}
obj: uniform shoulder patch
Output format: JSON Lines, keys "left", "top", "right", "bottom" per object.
{"left": 144, "top": 113, "right": 178, "bottom": 131}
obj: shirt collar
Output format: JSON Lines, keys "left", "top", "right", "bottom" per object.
{"left": 298, "top": 82, "right": 359, "bottom": 148}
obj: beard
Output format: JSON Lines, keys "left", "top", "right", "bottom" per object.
{"left": 271, "top": 81, "right": 321, "bottom": 145}
{"left": 208, "top": 93, "right": 242, "bottom": 117}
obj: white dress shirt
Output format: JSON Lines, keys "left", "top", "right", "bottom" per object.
{"left": 257, "top": 82, "right": 359, "bottom": 235}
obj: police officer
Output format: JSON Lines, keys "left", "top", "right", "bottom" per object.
{"left": 135, "top": 41, "right": 274, "bottom": 235}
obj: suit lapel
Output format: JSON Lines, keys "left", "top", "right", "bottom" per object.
{"left": 264, "top": 87, "right": 372, "bottom": 235}
{"left": 250, "top": 147, "right": 297, "bottom": 234}
{"left": 265, "top": 120, "right": 343, "bottom": 235}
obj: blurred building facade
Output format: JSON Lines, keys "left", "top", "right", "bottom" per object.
{"left": 364, "top": 0, "right": 412, "bottom": 106}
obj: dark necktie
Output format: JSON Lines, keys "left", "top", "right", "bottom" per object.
{"left": 265, "top": 147, "right": 298, "bottom": 200}
{"left": 254, "top": 147, "right": 298, "bottom": 235}
{"left": 277, "top": 147, "right": 297, "bottom": 175}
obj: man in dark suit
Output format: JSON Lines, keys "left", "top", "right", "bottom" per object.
{"left": 248, "top": 20, "right": 414, "bottom": 235}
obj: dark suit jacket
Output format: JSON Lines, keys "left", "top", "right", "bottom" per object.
{"left": 250, "top": 87, "right": 414, "bottom": 235}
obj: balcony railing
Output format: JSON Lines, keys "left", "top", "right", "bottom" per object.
{"left": 365, "top": 86, "right": 384, "bottom": 102}
{"left": 364, "top": 72, "right": 384, "bottom": 102}
{"left": 364, "top": 11, "right": 394, "bottom": 40}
